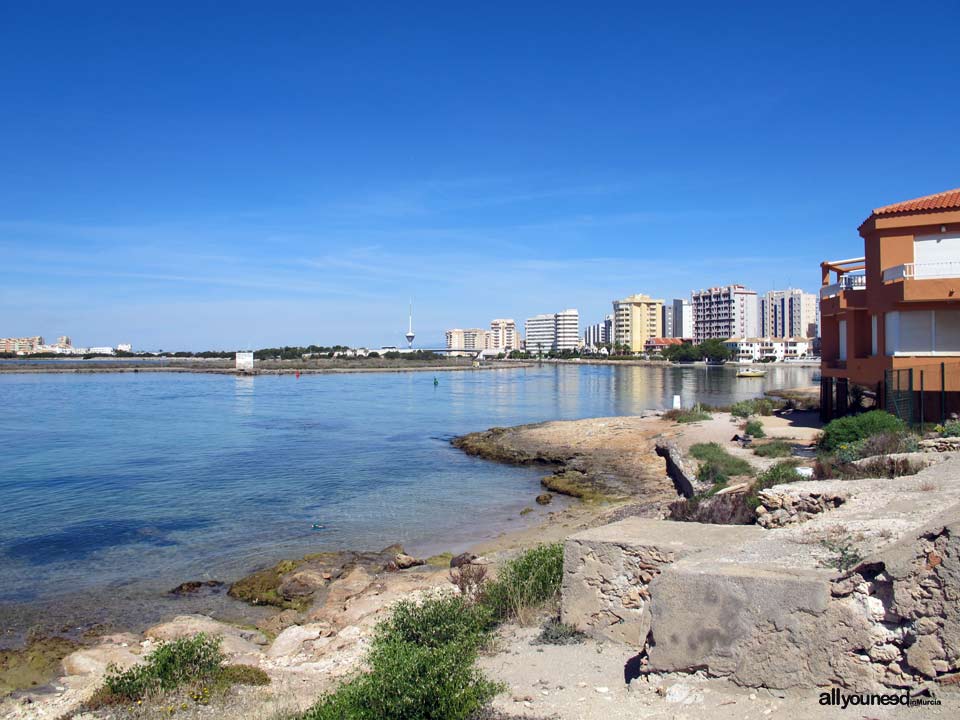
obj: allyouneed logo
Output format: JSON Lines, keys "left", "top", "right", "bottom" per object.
{"left": 819, "top": 688, "right": 941, "bottom": 709}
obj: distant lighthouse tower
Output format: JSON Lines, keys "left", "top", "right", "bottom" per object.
{"left": 405, "top": 299, "right": 416, "bottom": 348}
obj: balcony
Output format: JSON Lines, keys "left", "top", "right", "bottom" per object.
{"left": 882, "top": 261, "right": 960, "bottom": 283}
{"left": 820, "top": 273, "right": 866, "bottom": 299}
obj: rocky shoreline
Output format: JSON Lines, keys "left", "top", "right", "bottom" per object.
{"left": 451, "top": 413, "right": 678, "bottom": 506}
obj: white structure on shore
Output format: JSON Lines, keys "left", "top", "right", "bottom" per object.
{"left": 724, "top": 336, "right": 815, "bottom": 363}
{"left": 525, "top": 309, "right": 580, "bottom": 354}
{"left": 691, "top": 285, "right": 759, "bottom": 343}
{"left": 235, "top": 351, "right": 254, "bottom": 370}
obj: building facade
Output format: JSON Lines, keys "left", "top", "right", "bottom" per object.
{"left": 761, "top": 289, "right": 819, "bottom": 339}
{"left": 724, "top": 337, "right": 814, "bottom": 363}
{"left": 488, "top": 319, "right": 519, "bottom": 352}
{"left": 669, "top": 298, "right": 693, "bottom": 338}
{"left": 445, "top": 328, "right": 490, "bottom": 351}
{"left": 583, "top": 314, "right": 613, "bottom": 348}
{"left": 612, "top": 294, "right": 663, "bottom": 352}
{"left": 820, "top": 187, "right": 960, "bottom": 420}
{"left": 691, "top": 285, "right": 759, "bottom": 343}
{"left": 0, "top": 336, "right": 44, "bottom": 354}
{"left": 525, "top": 309, "right": 580, "bottom": 353}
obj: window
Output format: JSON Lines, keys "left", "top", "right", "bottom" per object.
{"left": 838, "top": 320, "right": 847, "bottom": 361}
{"left": 871, "top": 315, "right": 878, "bottom": 356}
{"left": 884, "top": 310, "right": 960, "bottom": 355}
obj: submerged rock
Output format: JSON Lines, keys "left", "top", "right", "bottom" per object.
{"left": 168, "top": 580, "right": 224, "bottom": 596}
{"left": 535, "top": 493, "right": 553, "bottom": 505}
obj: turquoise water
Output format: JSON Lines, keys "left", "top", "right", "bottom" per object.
{"left": 0, "top": 363, "right": 815, "bottom": 610}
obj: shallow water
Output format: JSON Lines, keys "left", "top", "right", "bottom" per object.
{"left": 0, "top": 363, "right": 815, "bottom": 624}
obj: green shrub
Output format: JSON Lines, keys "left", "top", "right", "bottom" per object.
{"left": 303, "top": 638, "right": 500, "bottom": 720}
{"left": 480, "top": 544, "right": 563, "bottom": 623}
{"left": 745, "top": 461, "right": 802, "bottom": 509}
{"left": 744, "top": 419, "right": 765, "bottom": 438}
{"left": 375, "top": 596, "right": 492, "bottom": 652}
{"left": 818, "top": 411, "right": 906, "bottom": 451}
{"left": 663, "top": 407, "right": 712, "bottom": 424}
{"left": 939, "top": 420, "right": 960, "bottom": 437}
{"left": 753, "top": 440, "right": 793, "bottom": 458}
{"left": 100, "top": 634, "right": 224, "bottom": 702}
{"left": 689, "top": 443, "right": 755, "bottom": 477}
{"left": 730, "top": 398, "right": 776, "bottom": 418}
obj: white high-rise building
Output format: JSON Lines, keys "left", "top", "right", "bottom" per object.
{"left": 760, "top": 289, "right": 819, "bottom": 339}
{"left": 583, "top": 314, "right": 613, "bottom": 347}
{"left": 554, "top": 309, "right": 580, "bottom": 351}
{"left": 691, "top": 285, "right": 759, "bottom": 343}
{"left": 525, "top": 314, "right": 555, "bottom": 355}
{"left": 670, "top": 299, "right": 693, "bottom": 339}
{"left": 489, "top": 319, "right": 519, "bottom": 352}
{"left": 525, "top": 309, "right": 580, "bottom": 353}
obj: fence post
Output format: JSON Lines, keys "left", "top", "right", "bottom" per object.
{"left": 942, "top": 362, "right": 947, "bottom": 424}
{"left": 909, "top": 368, "right": 915, "bottom": 427}
{"left": 920, "top": 370, "right": 925, "bottom": 427}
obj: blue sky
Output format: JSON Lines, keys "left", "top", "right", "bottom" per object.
{"left": 1, "top": 2, "right": 958, "bottom": 350}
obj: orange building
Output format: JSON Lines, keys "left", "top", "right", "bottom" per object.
{"left": 820, "top": 188, "right": 960, "bottom": 421}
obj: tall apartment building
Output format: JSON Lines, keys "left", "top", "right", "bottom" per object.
{"left": 691, "top": 285, "right": 759, "bottom": 343}
{"left": 444, "top": 328, "right": 489, "bottom": 351}
{"left": 612, "top": 294, "right": 663, "bottom": 352}
{"left": 488, "top": 319, "right": 519, "bottom": 352}
{"left": 525, "top": 309, "right": 580, "bottom": 353}
{"left": 670, "top": 298, "right": 693, "bottom": 338}
{"left": 0, "top": 336, "right": 44, "bottom": 353}
{"left": 583, "top": 314, "right": 613, "bottom": 347}
{"left": 661, "top": 306, "right": 673, "bottom": 338}
{"left": 760, "top": 289, "right": 818, "bottom": 338}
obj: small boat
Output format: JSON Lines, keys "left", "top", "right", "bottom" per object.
{"left": 737, "top": 369, "right": 767, "bottom": 378}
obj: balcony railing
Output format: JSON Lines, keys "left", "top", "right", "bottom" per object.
{"left": 882, "top": 261, "right": 960, "bottom": 282}
{"left": 820, "top": 274, "right": 866, "bottom": 299}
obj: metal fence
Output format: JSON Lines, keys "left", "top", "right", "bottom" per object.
{"left": 885, "top": 363, "right": 960, "bottom": 425}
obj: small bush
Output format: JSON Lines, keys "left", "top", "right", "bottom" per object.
{"left": 754, "top": 440, "right": 793, "bottom": 458}
{"left": 858, "top": 431, "right": 919, "bottom": 457}
{"left": 744, "top": 419, "right": 765, "bottom": 438}
{"left": 217, "top": 664, "right": 271, "bottom": 687}
{"left": 449, "top": 563, "right": 488, "bottom": 602}
{"left": 819, "top": 538, "right": 863, "bottom": 573}
{"left": 745, "top": 461, "right": 802, "bottom": 509}
{"left": 480, "top": 544, "right": 563, "bottom": 623}
{"left": 532, "top": 618, "right": 586, "bottom": 646}
{"left": 100, "top": 634, "right": 223, "bottom": 702}
{"left": 375, "top": 596, "right": 492, "bottom": 652}
{"left": 663, "top": 407, "right": 712, "bottom": 424}
{"left": 730, "top": 398, "right": 776, "bottom": 418}
{"left": 689, "top": 443, "right": 754, "bottom": 477}
{"left": 938, "top": 420, "right": 960, "bottom": 437}
{"left": 303, "top": 638, "right": 500, "bottom": 720}
{"left": 818, "top": 411, "right": 906, "bottom": 451}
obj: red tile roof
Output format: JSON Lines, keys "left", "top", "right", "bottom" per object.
{"left": 873, "top": 188, "right": 960, "bottom": 216}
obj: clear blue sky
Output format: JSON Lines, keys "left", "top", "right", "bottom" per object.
{"left": 1, "top": 1, "right": 958, "bottom": 350}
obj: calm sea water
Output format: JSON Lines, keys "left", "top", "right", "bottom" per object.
{"left": 0, "top": 363, "right": 815, "bottom": 611}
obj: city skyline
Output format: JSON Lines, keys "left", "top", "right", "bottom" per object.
{"left": 2, "top": 4, "right": 958, "bottom": 349}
